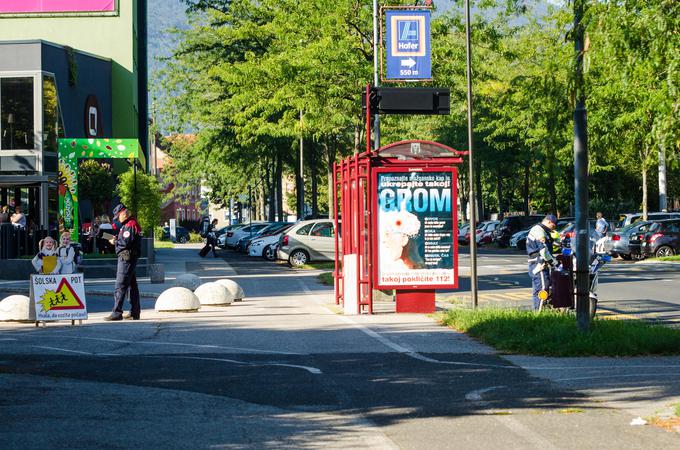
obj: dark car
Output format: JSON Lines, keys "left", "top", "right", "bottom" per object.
{"left": 494, "top": 215, "right": 544, "bottom": 247}
{"left": 640, "top": 219, "right": 680, "bottom": 258}
{"left": 162, "top": 226, "right": 190, "bottom": 243}
{"left": 558, "top": 220, "right": 597, "bottom": 249}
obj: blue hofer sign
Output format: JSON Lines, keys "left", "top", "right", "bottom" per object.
{"left": 385, "top": 9, "right": 432, "bottom": 80}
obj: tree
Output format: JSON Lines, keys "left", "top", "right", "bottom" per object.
{"left": 78, "top": 159, "right": 115, "bottom": 218}
{"left": 116, "top": 168, "right": 163, "bottom": 234}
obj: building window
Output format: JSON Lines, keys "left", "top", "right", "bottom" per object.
{"left": 0, "top": 77, "right": 34, "bottom": 150}
{"left": 42, "top": 75, "right": 64, "bottom": 152}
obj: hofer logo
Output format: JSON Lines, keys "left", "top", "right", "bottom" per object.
{"left": 391, "top": 15, "right": 427, "bottom": 57}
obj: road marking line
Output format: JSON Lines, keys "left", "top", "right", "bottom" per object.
{"left": 554, "top": 373, "right": 680, "bottom": 382}
{"left": 298, "top": 280, "right": 519, "bottom": 369}
{"left": 32, "top": 345, "right": 94, "bottom": 355}
{"left": 148, "top": 355, "right": 322, "bottom": 375}
{"left": 465, "top": 386, "right": 504, "bottom": 401}
{"left": 49, "top": 335, "right": 302, "bottom": 355}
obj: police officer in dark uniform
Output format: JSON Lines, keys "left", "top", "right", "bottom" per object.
{"left": 104, "top": 204, "right": 142, "bottom": 321}
{"left": 526, "top": 214, "right": 557, "bottom": 311}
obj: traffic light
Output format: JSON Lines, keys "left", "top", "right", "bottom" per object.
{"left": 362, "top": 86, "right": 450, "bottom": 115}
{"left": 234, "top": 202, "right": 242, "bottom": 220}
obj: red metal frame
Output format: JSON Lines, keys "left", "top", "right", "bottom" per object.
{"left": 333, "top": 133, "right": 466, "bottom": 313}
{"left": 371, "top": 166, "right": 459, "bottom": 290}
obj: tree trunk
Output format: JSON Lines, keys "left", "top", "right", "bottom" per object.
{"left": 275, "top": 151, "right": 284, "bottom": 222}
{"left": 642, "top": 160, "right": 648, "bottom": 221}
{"left": 658, "top": 142, "right": 667, "bottom": 211}
{"left": 311, "top": 142, "right": 318, "bottom": 216}
{"left": 354, "top": 125, "right": 361, "bottom": 154}
{"left": 496, "top": 168, "right": 503, "bottom": 217}
{"left": 523, "top": 158, "right": 530, "bottom": 216}
{"left": 325, "top": 140, "right": 336, "bottom": 220}
{"left": 475, "top": 160, "right": 483, "bottom": 220}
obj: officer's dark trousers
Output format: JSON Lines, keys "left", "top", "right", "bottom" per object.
{"left": 528, "top": 262, "right": 551, "bottom": 311}
{"left": 113, "top": 257, "right": 140, "bottom": 318}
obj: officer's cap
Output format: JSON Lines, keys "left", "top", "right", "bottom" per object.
{"left": 112, "top": 203, "right": 127, "bottom": 217}
{"left": 544, "top": 214, "right": 557, "bottom": 224}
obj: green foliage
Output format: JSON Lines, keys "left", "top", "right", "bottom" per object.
{"left": 318, "top": 272, "right": 334, "bottom": 286}
{"left": 115, "top": 168, "right": 163, "bottom": 235}
{"left": 441, "top": 308, "right": 680, "bottom": 356}
{"left": 153, "top": 0, "right": 680, "bottom": 219}
{"left": 189, "top": 232, "right": 204, "bottom": 243}
{"left": 78, "top": 159, "right": 114, "bottom": 218}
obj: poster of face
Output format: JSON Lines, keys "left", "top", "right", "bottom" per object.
{"left": 375, "top": 169, "right": 457, "bottom": 289}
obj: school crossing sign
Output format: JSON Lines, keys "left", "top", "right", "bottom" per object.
{"left": 385, "top": 9, "right": 432, "bottom": 80}
{"left": 31, "top": 274, "right": 88, "bottom": 321}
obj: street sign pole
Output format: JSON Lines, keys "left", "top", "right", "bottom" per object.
{"left": 464, "top": 0, "right": 478, "bottom": 309}
{"left": 573, "top": 0, "right": 590, "bottom": 331}
{"left": 373, "top": 0, "right": 380, "bottom": 151}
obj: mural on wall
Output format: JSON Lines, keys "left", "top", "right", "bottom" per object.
{"left": 58, "top": 138, "right": 140, "bottom": 240}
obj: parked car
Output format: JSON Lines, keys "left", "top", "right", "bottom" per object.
{"left": 162, "top": 226, "right": 190, "bottom": 244}
{"left": 509, "top": 228, "right": 531, "bottom": 250}
{"left": 249, "top": 224, "right": 294, "bottom": 259}
{"left": 640, "top": 219, "right": 680, "bottom": 258}
{"left": 237, "top": 222, "right": 292, "bottom": 253}
{"left": 558, "top": 220, "right": 597, "bottom": 248}
{"left": 475, "top": 221, "right": 499, "bottom": 245}
{"left": 617, "top": 212, "right": 680, "bottom": 229}
{"left": 602, "top": 220, "right": 652, "bottom": 260}
{"left": 494, "top": 215, "right": 544, "bottom": 247}
{"left": 278, "top": 219, "right": 339, "bottom": 267}
{"left": 220, "top": 222, "right": 270, "bottom": 248}
{"left": 458, "top": 223, "right": 470, "bottom": 245}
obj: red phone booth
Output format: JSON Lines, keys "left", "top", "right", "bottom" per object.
{"left": 333, "top": 140, "right": 467, "bottom": 314}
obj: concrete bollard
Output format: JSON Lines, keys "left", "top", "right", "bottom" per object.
{"left": 172, "top": 273, "right": 201, "bottom": 291}
{"left": 149, "top": 263, "right": 165, "bottom": 284}
{"left": 216, "top": 279, "right": 245, "bottom": 302}
{"left": 0, "top": 295, "right": 35, "bottom": 322}
{"left": 195, "top": 282, "right": 232, "bottom": 306}
{"left": 155, "top": 287, "right": 200, "bottom": 312}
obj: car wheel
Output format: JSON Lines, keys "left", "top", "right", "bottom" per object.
{"left": 263, "top": 245, "right": 274, "bottom": 261}
{"left": 288, "top": 249, "right": 309, "bottom": 267}
{"left": 621, "top": 254, "right": 632, "bottom": 261}
{"left": 178, "top": 236, "right": 188, "bottom": 244}
{"left": 655, "top": 246, "right": 675, "bottom": 258}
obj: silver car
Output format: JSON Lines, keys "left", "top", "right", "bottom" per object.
{"left": 278, "top": 219, "right": 339, "bottom": 267}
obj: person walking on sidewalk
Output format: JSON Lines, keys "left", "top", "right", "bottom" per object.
{"left": 104, "top": 204, "right": 142, "bottom": 321}
{"left": 200, "top": 218, "right": 219, "bottom": 258}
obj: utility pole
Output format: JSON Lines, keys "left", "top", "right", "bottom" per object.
{"left": 373, "top": 0, "right": 380, "bottom": 150}
{"left": 464, "top": 0, "right": 478, "bottom": 309}
{"left": 573, "top": 0, "right": 590, "bottom": 331}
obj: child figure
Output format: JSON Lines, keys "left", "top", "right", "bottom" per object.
{"left": 32, "top": 237, "right": 62, "bottom": 274}
{"left": 57, "top": 232, "right": 76, "bottom": 274}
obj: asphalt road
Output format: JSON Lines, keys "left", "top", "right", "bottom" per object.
{"left": 0, "top": 248, "right": 678, "bottom": 449}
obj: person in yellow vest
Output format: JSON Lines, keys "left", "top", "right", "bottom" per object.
{"left": 32, "top": 236, "right": 61, "bottom": 274}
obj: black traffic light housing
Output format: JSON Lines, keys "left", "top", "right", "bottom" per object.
{"left": 362, "top": 86, "right": 450, "bottom": 116}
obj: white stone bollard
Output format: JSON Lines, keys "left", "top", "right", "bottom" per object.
{"left": 155, "top": 287, "right": 200, "bottom": 312}
{"left": 216, "top": 279, "right": 245, "bottom": 302}
{"left": 195, "top": 282, "right": 232, "bottom": 306}
{"left": 172, "top": 273, "right": 201, "bottom": 291}
{"left": 0, "top": 295, "right": 35, "bottom": 322}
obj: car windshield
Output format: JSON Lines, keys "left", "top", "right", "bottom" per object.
{"left": 621, "top": 221, "right": 648, "bottom": 233}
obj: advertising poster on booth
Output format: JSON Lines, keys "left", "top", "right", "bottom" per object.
{"left": 375, "top": 168, "right": 457, "bottom": 289}
{"left": 31, "top": 274, "right": 88, "bottom": 321}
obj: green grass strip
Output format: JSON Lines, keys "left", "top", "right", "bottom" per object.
{"left": 318, "top": 272, "right": 334, "bottom": 286}
{"left": 658, "top": 255, "right": 680, "bottom": 262}
{"left": 154, "top": 240, "right": 175, "bottom": 249}
{"left": 441, "top": 308, "right": 680, "bottom": 357}
{"left": 675, "top": 403, "right": 680, "bottom": 418}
